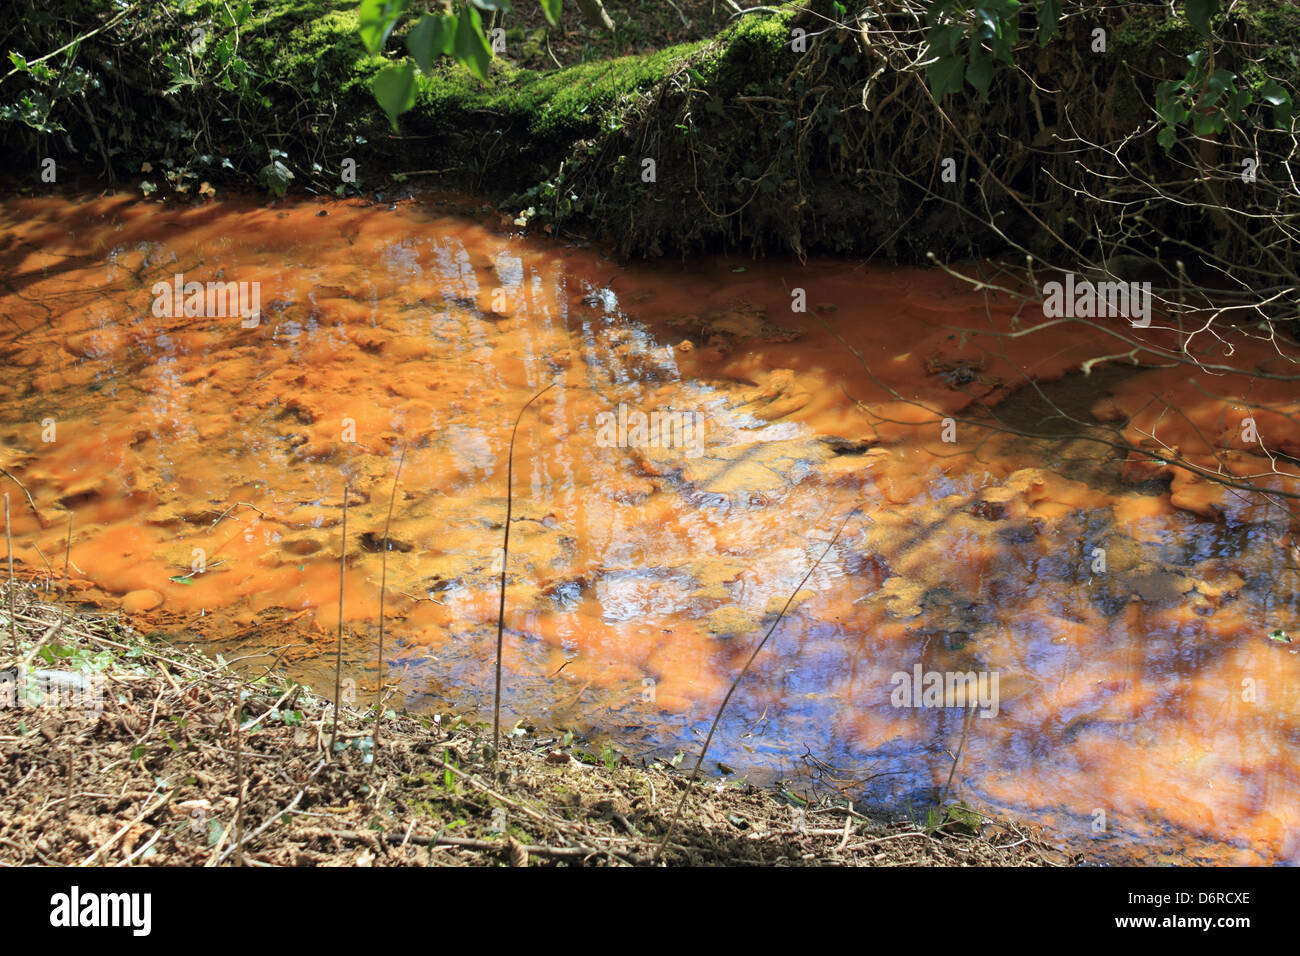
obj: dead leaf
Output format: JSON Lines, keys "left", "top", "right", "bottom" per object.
{"left": 507, "top": 836, "right": 528, "bottom": 867}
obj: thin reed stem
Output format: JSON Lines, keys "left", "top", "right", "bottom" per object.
{"left": 330, "top": 484, "right": 349, "bottom": 757}
{"left": 60, "top": 512, "right": 72, "bottom": 627}
{"left": 375, "top": 443, "right": 407, "bottom": 750}
{"left": 493, "top": 381, "right": 557, "bottom": 764}
{"left": 5, "top": 493, "right": 14, "bottom": 656}
{"left": 939, "top": 702, "right": 977, "bottom": 809}
{"left": 655, "top": 512, "right": 856, "bottom": 861}
{"left": 233, "top": 686, "right": 245, "bottom": 867}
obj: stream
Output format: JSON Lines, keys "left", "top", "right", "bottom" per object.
{"left": 1, "top": 192, "right": 1297, "bottom": 864}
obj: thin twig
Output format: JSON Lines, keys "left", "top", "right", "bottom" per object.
{"left": 216, "top": 760, "right": 325, "bottom": 865}
{"left": 81, "top": 789, "right": 172, "bottom": 865}
{"left": 0, "top": 467, "right": 42, "bottom": 528}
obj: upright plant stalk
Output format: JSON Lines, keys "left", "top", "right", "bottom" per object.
{"left": 655, "top": 512, "right": 856, "bottom": 861}
{"left": 939, "top": 701, "right": 977, "bottom": 810}
{"left": 60, "top": 512, "right": 72, "bottom": 628}
{"left": 330, "top": 484, "right": 349, "bottom": 757}
{"left": 233, "top": 685, "right": 245, "bottom": 868}
{"left": 5, "top": 493, "right": 14, "bottom": 656}
{"left": 493, "top": 381, "right": 557, "bottom": 764}
{"left": 374, "top": 443, "right": 408, "bottom": 750}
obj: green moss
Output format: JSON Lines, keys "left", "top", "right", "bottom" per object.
{"left": 411, "top": 39, "right": 709, "bottom": 139}
{"left": 696, "top": 3, "right": 799, "bottom": 90}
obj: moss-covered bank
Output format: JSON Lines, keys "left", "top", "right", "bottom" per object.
{"left": 2, "top": 1, "right": 1298, "bottom": 273}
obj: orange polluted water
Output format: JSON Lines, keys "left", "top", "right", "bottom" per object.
{"left": 2, "top": 193, "right": 1298, "bottom": 864}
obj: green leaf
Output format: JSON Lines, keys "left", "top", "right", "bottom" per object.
{"left": 1203, "top": 68, "right": 1235, "bottom": 108}
{"left": 452, "top": 4, "right": 493, "bottom": 81}
{"left": 539, "top": 0, "right": 562, "bottom": 27}
{"left": 966, "top": 53, "right": 994, "bottom": 100}
{"left": 359, "top": 0, "right": 411, "bottom": 54}
{"left": 927, "top": 54, "right": 965, "bottom": 98}
{"left": 1192, "top": 109, "right": 1224, "bottom": 136}
{"left": 406, "top": 12, "right": 455, "bottom": 71}
{"left": 1224, "top": 87, "right": 1251, "bottom": 121}
{"left": 1259, "top": 79, "right": 1293, "bottom": 127}
{"left": 1259, "top": 79, "right": 1291, "bottom": 107}
{"left": 1036, "top": 0, "right": 1062, "bottom": 45}
{"left": 1155, "top": 80, "right": 1190, "bottom": 125}
{"left": 1184, "top": 0, "right": 1217, "bottom": 37}
{"left": 975, "top": 7, "right": 1002, "bottom": 41}
{"left": 927, "top": 23, "right": 964, "bottom": 59}
{"left": 1157, "top": 126, "right": 1177, "bottom": 150}
{"left": 373, "top": 61, "right": 417, "bottom": 130}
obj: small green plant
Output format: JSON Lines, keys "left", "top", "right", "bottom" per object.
{"left": 925, "top": 801, "right": 982, "bottom": 836}
{"left": 257, "top": 149, "right": 294, "bottom": 198}
{"left": 361, "top": 0, "right": 564, "bottom": 128}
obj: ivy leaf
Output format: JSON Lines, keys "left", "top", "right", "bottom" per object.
{"left": 975, "top": 7, "right": 1002, "bottom": 41}
{"left": 927, "top": 22, "right": 964, "bottom": 58}
{"left": 1203, "top": 67, "right": 1235, "bottom": 108}
{"left": 452, "top": 4, "right": 492, "bottom": 81}
{"left": 927, "top": 54, "right": 965, "bottom": 98}
{"left": 1259, "top": 79, "right": 1294, "bottom": 127}
{"left": 1036, "top": 0, "right": 1062, "bottom": 45}
{"left": 1192, "top": 108, "right": 1225, "bottom": 136}
{"left": 1224, "top": 87, "right": 1251, "bottom": 122}
{"left": 1259, "top": 78, "right": 1291, "bottom": 107}
{"left": 373, "top": 61, "right": 417, "bottom": 130}
{"left": 406, "top": 12, "right": 455, "bottom": 71}
{"left": 1155, "top": 80, "right": 1190, "bottom": 125}
{"left": 966, "top": 53, "right": 994, "bottom": 101}
{"left": 1184, "top": 0, "right": 1217, "bottom": 37}
{"left": 539, "top": 0, "right": 562, "bottom": 27}
{"left": 1157, "top": 126, "right": 1177, "bottom": 150}
{"left": 359, "top": 0, "right": 411, "bottom": 54}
